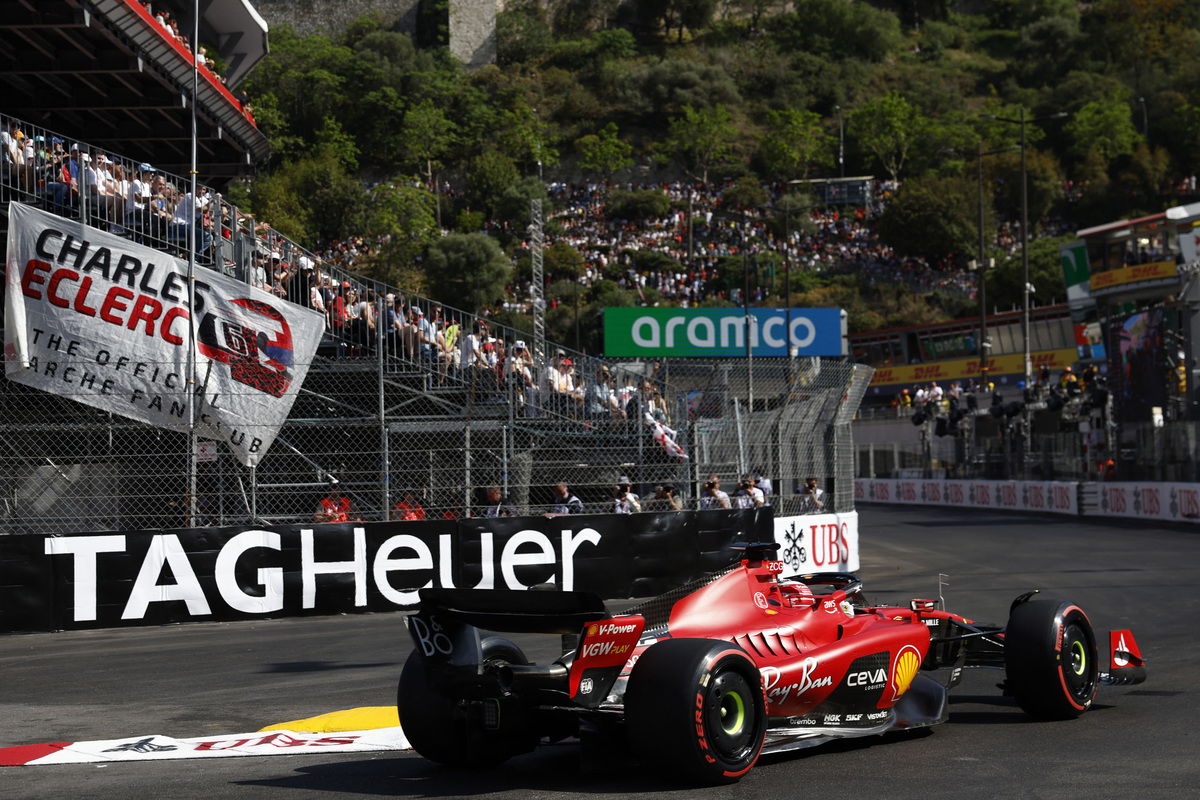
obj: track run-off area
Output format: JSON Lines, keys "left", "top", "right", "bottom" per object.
{"left": 2, "top": 505, "right": 1196, "bottom": 799}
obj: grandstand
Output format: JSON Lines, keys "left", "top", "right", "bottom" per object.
{"left": 1, "top": 2, "right": 870, "bottom": 535}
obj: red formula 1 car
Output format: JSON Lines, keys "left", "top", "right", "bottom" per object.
{"left": 398, "top": 543, "right": 1146, "bottom": 783}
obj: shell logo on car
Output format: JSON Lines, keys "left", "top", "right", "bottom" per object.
{"left": 890, "top": 645, "right": 921, "bottom": 701}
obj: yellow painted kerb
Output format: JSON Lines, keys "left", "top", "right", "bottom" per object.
{"left": 259, "top": 706, "right": 399, "bottom": 733}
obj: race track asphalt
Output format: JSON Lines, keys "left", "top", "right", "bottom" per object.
{"left": 2, "top": 505, "right": 1197, "bottom": 799}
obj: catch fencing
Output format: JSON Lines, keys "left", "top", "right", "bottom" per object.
{"left": 0, "top": 350, "right": 870, "bottom": 534}
{"left": 1, "top": 111, "right": 870, "bottom": 534}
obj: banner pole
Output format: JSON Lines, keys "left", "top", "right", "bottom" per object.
{"left": 185, "top": 0, "right": 201, "bottom": 527}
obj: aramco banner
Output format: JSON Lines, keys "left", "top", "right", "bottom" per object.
{"left": 4, "top": 202, "right": 324, "bottom": 466}
{"left": 603, "top": 307, "right": 847, "bottom": 357}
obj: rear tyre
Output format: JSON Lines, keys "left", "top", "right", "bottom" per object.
{"left": 1004, "top": 597, "right": 1098, "bottom": 719}
{"left": 397, "top": 636, "right": 531, "bottom": 766}
{"left": 625, "top": 638, "right": 766, "bottom": 784}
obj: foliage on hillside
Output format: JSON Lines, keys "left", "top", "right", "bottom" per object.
{"left": 238, "top": 0, "right": 1200, "bottom": 338}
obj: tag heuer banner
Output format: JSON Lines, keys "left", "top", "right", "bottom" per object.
{"left": 4, "top": 203, "right": 324, "bottom": 466}
{"left": 603, "top": 307, "right": 847, "bottom": 357}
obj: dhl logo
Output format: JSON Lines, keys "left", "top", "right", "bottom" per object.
{"left": 1090, "top": 260, "right": 1176, "bottom": 290}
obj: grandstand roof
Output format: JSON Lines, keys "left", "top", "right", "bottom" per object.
{"left": 0, "top": 0, "right": 269, "bottom": 182}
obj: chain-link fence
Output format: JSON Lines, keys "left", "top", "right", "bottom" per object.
{"left": 0, "top": 348, "right": 870, "bottom": 534}
{"left": 2, "top": 111, "right": 870, "bottom": 533}
{"left": 855, "top": 398, "right": 1200, "bottom": 483}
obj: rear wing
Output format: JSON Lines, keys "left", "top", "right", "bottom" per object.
{"left": 415, "top": 588, "right": 608, "bottom": 634}
{"left": 405, "top": 587, "right": 645, "bottom": 708}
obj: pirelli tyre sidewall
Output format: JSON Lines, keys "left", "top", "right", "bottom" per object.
{"left": 625, "top": 638, "right": 766, "bottom": 784}
{"left": 1004, "top": 597, "right": 1099, "bottom": 720}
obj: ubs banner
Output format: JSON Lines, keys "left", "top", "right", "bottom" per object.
{"left": 0, "top": 509, "right": 770, "bottom": 633}
{"left": 855, "top": 478, "right": 1079, "bottom": 516}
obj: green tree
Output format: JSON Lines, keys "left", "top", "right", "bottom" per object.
{"left": 495, "top": 176, "right": 550, "bottom": 231}
{"left": 1161, "top": 100, "right": 1200, "bottom": 175}
{"left": 987, "top": 235, "right": 1071, "bottom": 310}
{"left": 606, "top": 189, "right": 673, "bottom": 220}
{"left": 250, "top": 151, "right": 369, "bottom": 246}
{"left": 424, "top": 233, "right": 512, "bottom": 312}
{"left": 497, "top": 103, "right": 560, "bottom": 173}
{"left": 399, "top": 99, "right": 458, "bottom": 225}
{"left": 876, "top": 176, "right": 985, "bottom": 262}
{"left": 759, "top": 109, "right": 833, "bottom": 180}
{"left": 770, "top": 0, "right": 902, "bottom": 62}
{"left": 769, "top": 192, "right": 818, "bottom": 241}
{"left": 545, "top": 241, "right": 586, "bottom": 279}
{"left": 365, "top": 182, "right": 439, "bottom": 288}
{"left": 987, "top": 148, "right": 1064, "bottom": 234}
{"left": 1114, "top": 143, "right": 1172, "bottom": 214}
{"left": 1065, "top": 98, "right": 1141, "bottom": 164}
{"left": 465, "top": 151, "right": 520, "bottom": 217}
{"left": 312, "top": 116, "right": 359, "bottom": 172}
{"left": 673, "top": 0, "right": 719, "bottom": 42}
{"left": 722, "top": 177, "right": 769, "bottom": 211}
{"left": 849, "top": 92, "right": 924, "bottom": 182}
{"left": 496, "top": 2, "right": 553, "bottom": 65}
{"left": 664, "top": 104, "right": 739, "bottom": 184}
{"left": 400, "top": 100, "right": 457, "bottom": 186}
{"left": 575, "top": 122, "right": 634, "bottom": 178}
{"left": 732, "top": 0, "right": 787, "bottom": 31}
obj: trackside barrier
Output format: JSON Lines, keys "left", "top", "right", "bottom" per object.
{"left": 773, "top": 513, "right": 859, "bottom": 574}
{"left": 855, "top": 478, "right": 1078, "bottom": 515}
{"left": 856, "top": 478, "right": 1200, "bottom": 525}
{"left": 0, "top": 509, "right": 774, "bottom": 633}
{"left": 1086, "top": 482, "right": 1200, "bottom": 523}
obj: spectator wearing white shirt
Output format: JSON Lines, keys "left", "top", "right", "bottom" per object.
{"left": 125, "top": 162, "right": 155, "bottom": 233}
{"left": 170, "top": 184, "right": 213, "bottom": 256}
{"left": 459, "top": 321, "right": 486, "bottom": 370}
{"left": 86, "top": 152, "right": 123, "bottom": 225}
{"left": 507, "top": 340, "right": 538, "bottom": 416}
{"left": 700, "top": 475, "right": 731, "bottom": 510}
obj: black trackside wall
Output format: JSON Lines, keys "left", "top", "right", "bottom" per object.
{"left": 0, "top": 509, "right": 771, "bottom": 633}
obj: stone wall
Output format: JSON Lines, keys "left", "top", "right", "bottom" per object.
{"left": 254, "top": 0, "right": 421, "bottom": 39}
{"left": 253, "top": 0, "right": 495, "bottom": 67}
{"left": 449, "top": 0, "right": 496, "bottom": 67}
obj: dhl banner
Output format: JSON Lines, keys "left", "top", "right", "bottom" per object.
{"left": 4, "top": 203, "right": 325, "bottom": 466}
{"left": 868, "top": 348, "right": 1077, "bottom": 388}
{"left": 1089, "top": 260, "right": 1177, "bottom": 292}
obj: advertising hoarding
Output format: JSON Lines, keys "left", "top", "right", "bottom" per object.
{"left": 603, "top": 307, "right": 846, "bottom": 357}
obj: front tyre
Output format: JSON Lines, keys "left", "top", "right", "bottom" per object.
{"left": 625, "top": 639, "right": 766, "bottom": 784}
{"left": 1004, "top": 597, "right": 1098, "bottom": 719}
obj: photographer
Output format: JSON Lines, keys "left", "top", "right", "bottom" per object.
{"left": 611, "top": 475, "right": 641, "bottom": 514}
{"left": 699, "top": 475, "right": 731, "bottom": 510}
{"left": 733, "top": 475, "right": 765, "bottom": 509}
{"left": 644, "top": 484, "right": 682, "bottom": 512}
{"left": 796, "top": 477, "right": 825, "bottom": 514}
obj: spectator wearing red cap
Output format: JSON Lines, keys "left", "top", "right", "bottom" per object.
{"left": 548, "top": 354, "right": 583, "bottom": 414}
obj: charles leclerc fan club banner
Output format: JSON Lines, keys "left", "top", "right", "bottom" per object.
{"left": 4, "top": 202, "right": 325, "bottom": 466}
